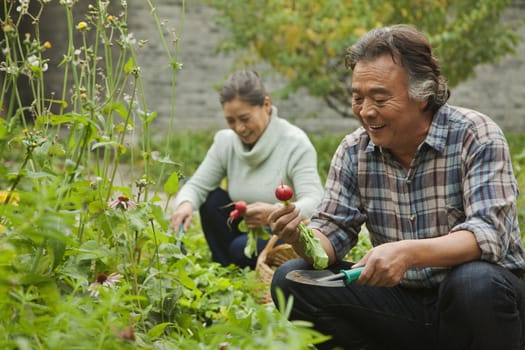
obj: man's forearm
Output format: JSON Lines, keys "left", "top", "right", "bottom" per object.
{"left": 404, "top": 230, "right": 482, "bottom": 268}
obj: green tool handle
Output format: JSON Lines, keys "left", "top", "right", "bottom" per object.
{"left": 340, "top": 266, "right": 364, "bottom": 285}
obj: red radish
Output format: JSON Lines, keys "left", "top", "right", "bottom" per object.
{"left": 229, "top": 209, "right": 240, "bottom": 220}
{"left": 226, "top": 201, "right": 247, "bottom": 229}
{"left": 275, "top": 183, "right": 293, "bottom": 202}
{"left": 227, "top": 207, "right": 243, "bottom": 230}
{"left": 273, "top": 183, "right": 328, "bottom": 269}
{"left": 235, "top": 201, "right": 247, "bottom": 213}
{"left": 275, "top": 183, "right": 328, "bottom": 269}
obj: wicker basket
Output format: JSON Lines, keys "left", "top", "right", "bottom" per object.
{"left": 255, "top": 235, "right": 300, "bottom": 304}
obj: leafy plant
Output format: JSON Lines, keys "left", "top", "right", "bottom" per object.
{"left": 2, "top": 1, "right": 524, "bottom": 348}
{"left": 0, "top": 1, "right": 324, "bottom": 348}
{"left": 207, "top": 0, "right": 523, "bottom": 118}
{"left": 507, "top": 132, "right": 525, "bottom": 235}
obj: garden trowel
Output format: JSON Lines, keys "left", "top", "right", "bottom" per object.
{"left": 286, "top": 266, "right": 364, "bottom": 287}
{"left": 176, "top": 223, "right": 187, "bottom": 255}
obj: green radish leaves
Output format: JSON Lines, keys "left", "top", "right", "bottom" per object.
{"left": 275, "top": 184, "right": 328, "bottom": 269}
{"left": 298, "top": 224, "right": 328, "bottom": 269}
{"left": 238, "top": 220, "right": 269, "bottom": 258}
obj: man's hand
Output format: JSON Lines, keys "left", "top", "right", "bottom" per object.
{"left": 353, "top": 230, "right": 481, "bottom": 287}
{"left": 268, "top": 203, "right": 303, "bottom": 244}
{"left": 353, "top": 240, "right": 412, "bottom": 287}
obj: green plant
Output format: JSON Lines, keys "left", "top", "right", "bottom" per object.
{"left": 207, "top": 0, "right": 523, "bottom": 118}
{"left": 507, "top": 132, "right": 525, "bottom": 236}
{"left": 0, "top": 1, "right": 325, "bottom": 348}
{"left": 310, "top": 132, "right": 346, "bottom": 183}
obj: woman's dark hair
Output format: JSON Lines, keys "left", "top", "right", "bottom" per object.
{"left": 345, "top": 24, "right": 450, "bottom": 112}
{"left": 219, "top": 70, "right": 268, "bottom": 106}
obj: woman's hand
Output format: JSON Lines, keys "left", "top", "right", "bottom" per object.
{"left": 170, "top": 201, "right": 194, "bottom": 233}
{"left": 243, "top": 202, "right": 279, "bottom": 228}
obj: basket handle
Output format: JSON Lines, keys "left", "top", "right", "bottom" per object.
{"left": 257, "top": 234, "right": 279, "bottom": 266}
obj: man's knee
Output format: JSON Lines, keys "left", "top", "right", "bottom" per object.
{"left": 270, "top": 258, "right": 310, "bottom": 307}
{"left": 439, "top": 261, "right": 515, "bottom": 313}
{"left": 438, "top": 262, "right": 525, "bottom": 349}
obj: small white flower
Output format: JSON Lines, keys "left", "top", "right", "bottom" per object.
{"left": 0, "top": 63, "right": 18, "bottom": 75}
{"left": 6, "top": 66, "right": 19, "bottom": 74}
{"left": 28, "top": 55, "right": 39, "bottom": 67}
{"left": 17, "top": 0, "right": 30, "bottom": 14}
{"left": 121, "top": 33, "right": 137, "bottom": 47}
{"left": 27, "top": 55, "right": 48, "bottom": 72}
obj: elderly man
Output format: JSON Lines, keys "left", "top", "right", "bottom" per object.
{"left": 269, "top": 25, "right": 525, "bottom": 350}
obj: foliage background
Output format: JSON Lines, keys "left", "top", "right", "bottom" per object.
{"left": 1, "top": 0, "right": 525, "bottom": 349}
{"left": 207, "top": 0, "right": 523, "bottom": 118}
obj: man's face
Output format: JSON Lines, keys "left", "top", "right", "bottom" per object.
{"left": 351, "top": 55, "right": 429, "bottom": 154}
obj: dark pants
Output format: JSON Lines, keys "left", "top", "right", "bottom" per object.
{"left": 199, "top": 188, "right": 269, "bottom": 269}
{"left": 272, "top": 259, "right": 525, "bottom": 350}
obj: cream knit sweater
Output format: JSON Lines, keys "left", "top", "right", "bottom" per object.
{"left": 173, "top": 106, "right": 324, "bottom": 218}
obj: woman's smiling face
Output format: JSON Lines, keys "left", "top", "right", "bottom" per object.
{"left": 223, "top": 97, "right": 271, "bottom": 146}
{"left": 351, "top": 54, "right": 430, "bottom": 156}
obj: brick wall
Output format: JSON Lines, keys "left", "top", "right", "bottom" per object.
{"left": 15, "top": 1, "right": 520, "bottom": 135}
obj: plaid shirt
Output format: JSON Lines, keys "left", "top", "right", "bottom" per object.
{"left": 310, "top": 104, "right": 525, "bottom": 288}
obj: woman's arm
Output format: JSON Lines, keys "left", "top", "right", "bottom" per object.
{"left": 173, "top": 131, "right": 228, "bottom": 210}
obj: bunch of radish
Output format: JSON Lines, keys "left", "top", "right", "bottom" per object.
{"left": 227, "top": 200, "right": 247, "bottom": 226}
{"left": 275, "top": 183, "right": 328, "bottom": 269}
{"left": 226, "top": 200, "right": 269, "bottom": 258}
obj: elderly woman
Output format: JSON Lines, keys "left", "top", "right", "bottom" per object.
{"left": 170, "top": 70, "right": 323, "bottom": 269}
